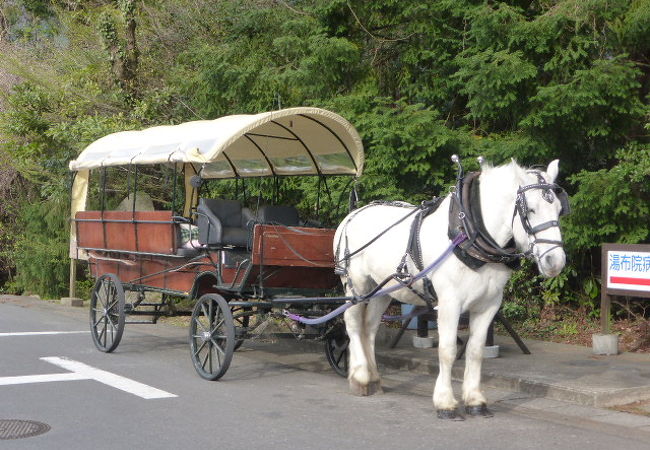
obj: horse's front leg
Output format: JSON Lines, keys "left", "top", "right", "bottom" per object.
{"left": 344, "top": 301, "right": 377, "bottom": 396}
{"left": 343, "top": 284, "right": 391, "bottom": 397}
{"left": 433, "top": 302, "right": 462, "bottom": 420}
{"left": 462, "top": 302, "right": 500, "bottom": 418}
{"left": 360, "top": 296, "right": 392, "bottom": 393}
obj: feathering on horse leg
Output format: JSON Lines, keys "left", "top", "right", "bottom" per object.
{"left": 433, "top": 301, "right": 462, "bottom": 414}
{"left": 462, "top": 302, "right": 500, "bottom": 417}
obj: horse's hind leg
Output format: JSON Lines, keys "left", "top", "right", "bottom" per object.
{"left": 462, "top": 302, "right": 500, "bottom": 417}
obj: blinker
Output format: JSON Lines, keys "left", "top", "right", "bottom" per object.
{"left": 554, "top": 187, "right": 570, "bottom": 217}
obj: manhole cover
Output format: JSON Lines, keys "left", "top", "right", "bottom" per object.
{"left": 0, "top": 419, "right": 50, "bottom": 440}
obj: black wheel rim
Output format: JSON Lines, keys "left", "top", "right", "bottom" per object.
{"left": 189, "top": 294, "right": 235, "bottom": 380}
{"left": 89, "top": 274, "right": 125, "bottom": 353}
{"left": 325, "top": 329, "right": 349, "bottom": 377}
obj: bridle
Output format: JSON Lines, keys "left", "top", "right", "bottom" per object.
{"left": 448, "top": 157, "right": 570, "bottom": 270}
{"left": 514, "top": 170, "right": 570, "bottom": 261}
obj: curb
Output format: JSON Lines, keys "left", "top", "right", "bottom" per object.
{"left": 377, "top": 350, "right": 650, "bottom": 407}
{"left": 280, "top": 327, "right": 650, "bottom": 408}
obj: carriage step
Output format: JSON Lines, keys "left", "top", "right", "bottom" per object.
{"left": 126, "top": 320, "right": 157, "bottom": 324}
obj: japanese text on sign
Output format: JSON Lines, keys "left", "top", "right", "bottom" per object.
{"left": 607, "top": 250, "right": 650, "bottom": 292}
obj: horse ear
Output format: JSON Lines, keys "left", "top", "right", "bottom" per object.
{"left": 546, "top": 159, "right": 559, "bottom": 183}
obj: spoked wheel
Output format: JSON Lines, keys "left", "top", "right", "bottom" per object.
{"left": 325, "top": 323, "right": 349, "bottom": 377}
{"left": 89, "top": 274, "right": 126, "bottom": 353}
{"left": 189, "top": 294, "right": 235, "bottom": 381}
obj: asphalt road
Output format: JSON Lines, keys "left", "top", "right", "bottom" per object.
{"left": 1, "top": 297, "right": 649, "bottom": 450}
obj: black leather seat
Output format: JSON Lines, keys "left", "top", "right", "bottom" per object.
{"left": 257, "top": 205, "right": 300, "bottom": 226}
{"left": 196, "top": 198, "right": 250, "bottom": 247}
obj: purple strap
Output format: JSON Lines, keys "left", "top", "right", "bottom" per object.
{"left": 283, "top": 233, "right": 467, "bottom": 325}
{"left": 284, "top": 302, "right": 353, "bottom": 326}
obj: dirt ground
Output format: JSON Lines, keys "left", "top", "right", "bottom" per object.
{"left": 612, "top": 399, "right": 650, "bottom": 416}
{"left": 501, "top": 304, "right": 650, "bottom": 354}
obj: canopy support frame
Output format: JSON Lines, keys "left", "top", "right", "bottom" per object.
{"left": 270, "top": 120, "right": 322, "bottom": 176}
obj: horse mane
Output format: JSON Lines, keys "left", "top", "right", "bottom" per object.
{"left": 479, "top": 159, "right": 529, "bottom": 189}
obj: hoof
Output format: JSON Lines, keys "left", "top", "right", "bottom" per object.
{"left": 349, "top": 379, "right": 383, "bottom": 397}
{"left": 436, "top": 409, "right": 465, "bottom": 421}
{"left": 465, "top": 404, "right": 494, "bottom": 418}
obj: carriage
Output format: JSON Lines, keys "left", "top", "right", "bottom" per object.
{"left": 69, "top": 107, "right": 363, "bottom": 380}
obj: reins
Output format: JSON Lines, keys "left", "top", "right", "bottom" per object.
{"left": 282, "top": 232, "right": 467, "bottom": 325}
{"left": 283, "top": 156, "right": 569, "bottom": 326}
{"left": 334, "top": 200, "right": 423, "bottom": 275}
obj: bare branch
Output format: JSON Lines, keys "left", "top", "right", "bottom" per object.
{"left": 274, "top": 0, "right": 312, "bottom": 16}
{"left": 346, "top": 1, "right": 412, "bottom": 43}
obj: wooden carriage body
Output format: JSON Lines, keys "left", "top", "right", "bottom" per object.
{"left": 75, "top": 209, "right": 339, "bottom": 298}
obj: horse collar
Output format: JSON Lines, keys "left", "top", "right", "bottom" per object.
{"left": 448, "top": 172, "right": 523, "bottom": 270}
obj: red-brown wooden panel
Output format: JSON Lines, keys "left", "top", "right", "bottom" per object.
{"left": 102, "top": 211, "right": 137, "bottom": 251}
{"left": 89, "top": 253, "right": 201, "bottom": 294}
{"left": 75, "top": 210, "right": 176, "bottom": 254}
{"left": 256, "top": 266, "right": 339, "bottom": 289}
{"left": 76, "top": 211, "right": 105, "bottom": 249}
{"left": 134, "top": 211, "right": 176, "bottom": 254}
{"left": 251, "top": 225, "right": 336, "bottom": 267}
{"left": 137, "top": 258, "right": 167, "bottom": 288}
{"left": 165, "top": 270, "right": 197, "bottom": 293}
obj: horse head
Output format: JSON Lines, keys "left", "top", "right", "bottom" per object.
{"left": 512, "top": 159, "right": 568, "bottom": 278}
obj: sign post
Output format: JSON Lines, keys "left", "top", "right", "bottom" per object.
{"left": 597, "top": 244, "right": 650, "bottom": 354}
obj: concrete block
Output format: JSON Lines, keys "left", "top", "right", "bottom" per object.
{"left": 412, "top": 336, "right": 436, "bottom": 348}
{"left": 483, "top": 345, "right": 500, "bottom": 359}
{"left": 592, "top": 333, "right": 618, "bottom": 355}
{"left": 60, "top": 297, "right": 84, "bottom": 307}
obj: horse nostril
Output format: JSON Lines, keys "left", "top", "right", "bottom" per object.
{"left": 544, "top": 254, "right": 554, "bottom": 266}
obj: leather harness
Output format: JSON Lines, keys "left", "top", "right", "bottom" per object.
{"left": 337, "top": 169, "right": 568, "bottom": 310}
{"left": 448, "top": 172, "right": 522, "bottom": 270}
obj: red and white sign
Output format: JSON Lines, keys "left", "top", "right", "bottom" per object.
{"left": 607, "top": 250, "right": 650, "bottom": 293}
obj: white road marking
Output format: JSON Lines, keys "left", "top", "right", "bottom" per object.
{"left": 0, "top": 357, "right": 177, "bottom": 399}
{"left": 41, "top": 357, "right": 178, "bottom": 399}
{"left": 0, "top": 331, "right": 90, "bottom": 337}
{"left": 0, "top": 372, "right": 90, "bottom": 385}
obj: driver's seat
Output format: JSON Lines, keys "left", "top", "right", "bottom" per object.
{"left": 196, "top": 198, "right": 249, "bottom": 247}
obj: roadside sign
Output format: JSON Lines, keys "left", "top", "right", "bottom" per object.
{"left": 606, "top": 248, "right": 650, "bottom": 292}
{"left": 600, "top": 243, "right": 650, "bottom": 334}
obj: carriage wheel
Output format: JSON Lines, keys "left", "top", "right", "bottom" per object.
{"left": 189, "top": 294, "right": 235, "bottom": 380}
{"left": 324, "top": 324, "right": 349, "bottom": 377}
{"left": 89, "top": 274, "right": 126, "bottom": 353}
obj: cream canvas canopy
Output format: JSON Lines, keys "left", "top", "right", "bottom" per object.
{"left": 69, "top": 107, "right": 364, "bottom": 177}
{"left": 68, "top": 107, "right": 364, "bottom": 259}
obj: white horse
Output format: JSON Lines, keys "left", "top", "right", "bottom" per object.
{"left": 334, "top": 159, "right": 567, "bottom": 419}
